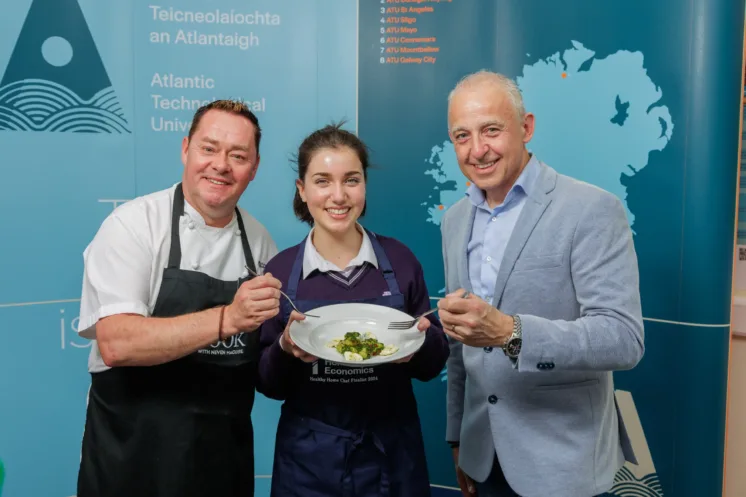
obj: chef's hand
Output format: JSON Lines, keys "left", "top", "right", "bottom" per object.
{"left": 437, "top": 290, "right": 513, "bottom": 348}
{"left": 224, "top": 273, "right": 282, "bottom": 334}
{"left": 452, "top": 447, "right": 477, "bottom": 495}
{"left": 279, "top": 310, "right": 317, "bottom": 362}
{"left": 392, "top": 316, "right": 430, "bottom": 364}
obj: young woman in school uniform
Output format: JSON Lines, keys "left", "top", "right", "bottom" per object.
{"left": 257, "top": 123, "right": 449, "bottom": 497}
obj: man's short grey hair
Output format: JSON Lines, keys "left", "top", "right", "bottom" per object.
{"left": 448, "top": 70, "right": 526, "bottom": 120}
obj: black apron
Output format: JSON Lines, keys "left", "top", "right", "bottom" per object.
{"left": 77, "top": 183, "right": 260, "bottom": 497}
{"left": 270, "top": 230, "right": 431, "bottom": 497}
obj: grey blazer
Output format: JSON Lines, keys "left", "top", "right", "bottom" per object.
{"left": 442, "top": 160, "right": 644, "bottom": 497}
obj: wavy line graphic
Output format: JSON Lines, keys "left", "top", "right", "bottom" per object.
{"left": 609, "top": 466, "right": 663, "bottom": 497}
{"left": 0, "top": 78, "right": 130, "bottom": 133}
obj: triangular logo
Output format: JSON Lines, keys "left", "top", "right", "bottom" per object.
{"left": 0, "top": 0, "right": 130, "bottom": 133}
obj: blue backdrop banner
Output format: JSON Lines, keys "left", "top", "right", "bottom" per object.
{"left": 0, "top": 0, "right": 744, "bottom": 496}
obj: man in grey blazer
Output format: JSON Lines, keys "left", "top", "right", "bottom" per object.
{"left": 436, "top": 70, "right": 644, "bottom": 497}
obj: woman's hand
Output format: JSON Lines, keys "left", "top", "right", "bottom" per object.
{"left": 393, "top": 316, "right": 430, "bottom": 363}
{"left": 279, "top": 310, "right": 318, "bottom": 363}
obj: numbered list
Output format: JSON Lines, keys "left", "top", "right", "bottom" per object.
{"left": 376, "top": 0, "right": 448, "bottom": 65}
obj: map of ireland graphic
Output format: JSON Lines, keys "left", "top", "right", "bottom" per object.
{"left": 0, "top": 0, "right": 130, "bottom": 133}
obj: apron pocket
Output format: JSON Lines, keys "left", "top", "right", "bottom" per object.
{"left": 273, "top": 415, "right": 352, "bottom": 496}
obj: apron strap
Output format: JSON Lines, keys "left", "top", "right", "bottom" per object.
{"left": 365, "top": 229, "right": 401, "bottom": 297}
{"left": 285, "top": 235, "right": 308, "bottom": 301}
{"left": 235, "top": 210, "right": 257, "bottom": 275}
{"left": 168, "top": 183, "right": 186, "bottom": 269}
{"left": 168, "top": 183, "right": 257, "bottom": 274}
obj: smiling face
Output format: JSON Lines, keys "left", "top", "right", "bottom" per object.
{"left": 296, "top": 146, "right": 366, "bottom": 237}
{"left": 448, "top": 82, "right": 534, "bottom": 206}
{"left": 180, "top": 109, "right": 260, "bottom": 226}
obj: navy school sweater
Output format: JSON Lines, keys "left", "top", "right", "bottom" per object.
{"left": 256, "top": 234, "right": 449, "bottom": 430}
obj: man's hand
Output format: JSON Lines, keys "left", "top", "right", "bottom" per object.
{"left": 437, "top": 290, "right": 513, "bottom": 348}
{"left": 452, "top": 447, "right": 477, "bottom": 496}
{"left": 279, "top": 310, "right": 317, "bottom": 362}
{"left": 223, "top": 273, "right": 282, "bottom": 335}
{"left": 392, "top": 316, "right": 431, "bottom": 363}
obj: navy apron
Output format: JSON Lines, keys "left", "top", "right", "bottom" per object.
{"left": 77, "top": 183, "right": 260, "bottom": 497}
{"left": 270, "top": 230, "right": 431, "bottom": 497}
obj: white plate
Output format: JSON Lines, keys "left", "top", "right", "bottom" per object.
{"left": 288, "top": 303, "right": 425, "bottom": 366}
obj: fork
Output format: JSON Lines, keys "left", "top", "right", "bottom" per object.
{"left": 244, "top": 265, "right": 320, "bottom": 318}
{"left": 387, "top": 307, "right": 440, "bottom": 330}
{"left": 388, "top": 290, "right": 471, "bottom": 330}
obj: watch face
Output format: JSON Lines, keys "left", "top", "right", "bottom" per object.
{"left": 506, "top": 338, "right": 522, "bottom": 358}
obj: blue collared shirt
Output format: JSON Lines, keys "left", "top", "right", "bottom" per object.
{"left": 467, "top": 155, "right": 540, "bottom": 303}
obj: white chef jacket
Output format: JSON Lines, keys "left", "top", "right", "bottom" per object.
{"left": 78, "top": 184, "right": 278, "bottom": 373}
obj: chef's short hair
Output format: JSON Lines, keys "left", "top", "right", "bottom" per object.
{"left": 292, "top": 121, "right": 371, "bottom": 226}
{"left": 188, "top": 99, "right": 262, "bottom": 154}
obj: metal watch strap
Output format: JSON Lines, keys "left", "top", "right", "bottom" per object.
{"left": 502, "top": 314, "right": 522, "bottom": 358}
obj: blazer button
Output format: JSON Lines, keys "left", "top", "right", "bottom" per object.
{"left": 488, "top": 395, "right": 497, "bottom": 404}
{"left": 547, "top": 363, "right": 555, "bottom": 369}
{"left": 484, "top": 347, "right": 493, "bottom": 353}
{"left": 537, "top": 363, "right": 545, "bottom": 370}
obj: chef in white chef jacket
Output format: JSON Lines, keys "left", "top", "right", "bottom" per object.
{"left": 75, "top": 99, "right": 281, "bottom": 497}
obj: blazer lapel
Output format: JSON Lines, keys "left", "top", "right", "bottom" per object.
{"left": 491, "top": 162, "right": 556, "bottom": 307}
{"left": 457, "top": 203, "right": 477, "bottom": 294}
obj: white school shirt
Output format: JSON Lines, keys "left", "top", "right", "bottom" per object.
{"left": 301, "top": 225, "right": 378, "bottom": 279}
{"left": 78, "top": 184, "right": 278, "bottom": 373}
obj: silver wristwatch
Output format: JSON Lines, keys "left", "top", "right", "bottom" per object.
{"left": 502, "top": 315, "right": 522, "bottom": 359}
